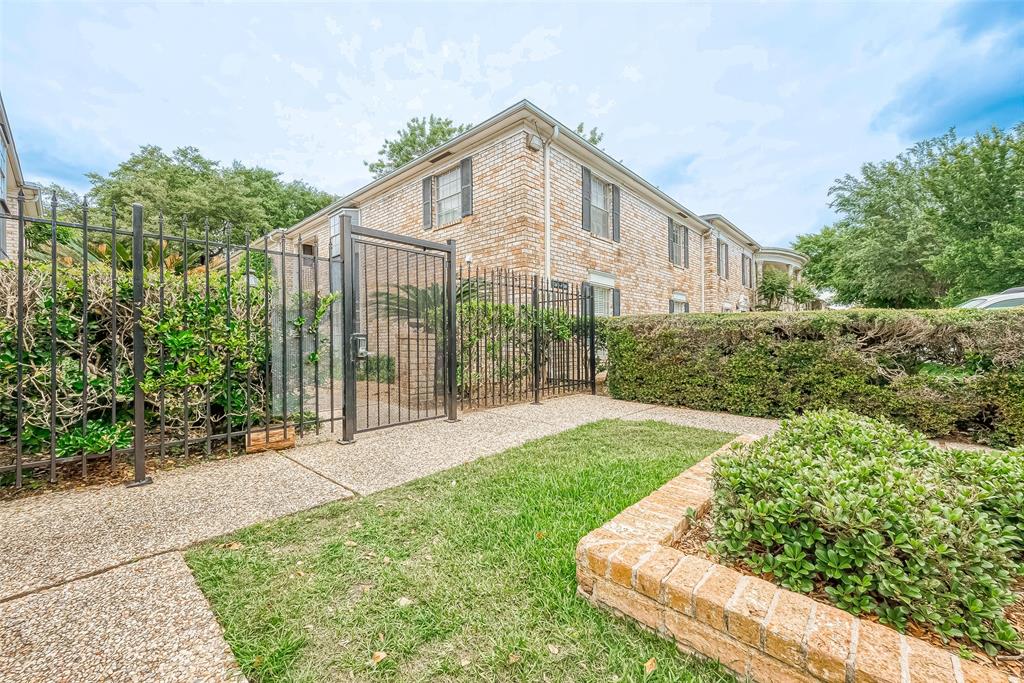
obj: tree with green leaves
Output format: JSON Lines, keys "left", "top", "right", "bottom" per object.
{"left": 575, "top": 123, "right": 604, "bottom": 146}
{"left": 365, "top": 116, "right": 473, "bottom": 179}
{"left": 756, "top": 269, "right": 792, "bottom": 311}
{"left": 795, "top": 124, "right": 1023, "bottom": 307}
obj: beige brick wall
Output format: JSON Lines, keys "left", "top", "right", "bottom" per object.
{"left": 703, "top": 232, "right": 757, "bottom": 312}
{"left": 287, "top": 130, "right": 758, "bottom": 315}
{"left": 545, "top": 147, "right": 704, "bottom": 315}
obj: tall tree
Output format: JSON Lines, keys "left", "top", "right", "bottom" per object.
{"left": 85, "top": 146, "right": 334, "bottom": 242}
{"left": 365, "top": 115, "right": 472, "bottom": 179}
{"left": 795, "top": 124, "right": 1023, "bottom": 307}
{"left": 575, "top": 123, "right": 604, "bottom": 146}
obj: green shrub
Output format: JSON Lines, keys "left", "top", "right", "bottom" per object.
{"left": 0, "top": 260, "right": 272, "bottom": 460}
{"left": 605, "top": 309, "right": 1024, "bottom": 446}
{"left": 355, "top": 355, "right": 396, "bottom": 383}
{"left": 710, "top": 410, "right": 1023, "bottom": 654}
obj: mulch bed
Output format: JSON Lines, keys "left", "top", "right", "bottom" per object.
{"left": 672, "top": 507, "right": 1024, "bottom": 676}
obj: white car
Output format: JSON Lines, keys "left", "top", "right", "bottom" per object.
{"left": 957, "top": 292, "right": 1024, "bottom": 309}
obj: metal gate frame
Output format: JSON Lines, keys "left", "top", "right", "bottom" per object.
{"left": 339, "top": 215, "right": 457, "bottom": 444}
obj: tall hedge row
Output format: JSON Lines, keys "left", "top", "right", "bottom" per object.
{"left": 604, "top": 310, "right": 1024, "bottom": 446}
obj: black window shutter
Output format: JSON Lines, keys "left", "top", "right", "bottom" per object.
{"left": 683, "top": 225, "right": 689, "bottom": 268}
{"left": 684, "top": 302, "right": 690, "bottom": 313}
{"left": 612, "top": 185, "right": 621, "bottom": 242}
{"left": 612, "top": 288, "right": 621, "bottom": 316}
{"left": 422, "top": 177, "right": 432, "bottom": 229}
{"left": 668, "top": 217, "right": 676, "bottom": 263}
{"left": 460, "top": 157, "right": 473, "bottom": 217}
{"left": 581, "top": 167, "right": 592, "bottom": 231}
{"left": 669, "top": 299, "right": 675, "bottom": 313}
{"left": 725, "top": 243, "right": 730, "bottom": 279}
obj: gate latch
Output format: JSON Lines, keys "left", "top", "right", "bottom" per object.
{"left": 352, "top": 333, "right": 369, "bottom": 360}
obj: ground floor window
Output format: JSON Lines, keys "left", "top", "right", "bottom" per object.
{"left": 670, "top": 292, "right": 689, "bottom": 313}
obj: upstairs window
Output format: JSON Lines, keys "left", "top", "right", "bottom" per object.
{"left": 436, "top": 166, "right": 462, "bottom": 226}
{"left": 590, "top": 176, "right": 611, "bottom": 239}
{"left": 669, "top": 220, "right": 687, "bottom": 267}
{"left": 0, "top": 136, "right": 8, "bottom": 204}
{"left": 717, "top": 239, "right": 730, "bottom": 278}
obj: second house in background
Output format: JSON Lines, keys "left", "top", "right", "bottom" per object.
{"left": 283, "top": 100, "right": 805, "bottom": 315}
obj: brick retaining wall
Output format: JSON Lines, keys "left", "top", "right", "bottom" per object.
{"left": 575, "top": 435, "right": 1018, "bottom": 683}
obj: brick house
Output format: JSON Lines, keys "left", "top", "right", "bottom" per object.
{"left": 0, "top": 91, "right": 43, "bottom": 261}
{"left": 281, "top": 100, "right": 803, "bottom": 315}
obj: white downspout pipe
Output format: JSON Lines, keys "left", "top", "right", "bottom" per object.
{"left": 700, "top": 230, "right": 706, "bottom": 312}
{"left": 543, "top": 125, "right": 558, "bottom": 281}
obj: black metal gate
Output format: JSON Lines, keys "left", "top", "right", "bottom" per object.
{"left": 339, "top": 216, "right": 456, "bottom": 442}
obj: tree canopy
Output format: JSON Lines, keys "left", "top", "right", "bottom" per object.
{"left": 575, "top": 123, "right": 604, "bottom": 146}
{"left": 795, "top": 124, "right": 1023, "bottom": 307}
{"left": 365, "top": 115, "right": 472, "bottom": 179}
{"left": 72, "top": 146, "right": 335, "bottom": 242}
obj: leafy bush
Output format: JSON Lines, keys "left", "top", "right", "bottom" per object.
{"left": 710, "top": 410, "right": 1024, "bottom": 654}
{"left": 355, "top": 355, "right": 396, "bottom": 383}
{"left": 604, "top": 309, "right": 1024, "bottom": 446}
{"left": 0, "top": 259, "right": 272, "bottom": 462}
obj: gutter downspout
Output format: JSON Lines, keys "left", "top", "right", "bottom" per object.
{"left": 700, "top": 230, "right": 706, "bottom": 312}
{"left": 543, "top": 124, "right": 559, "bottom": 281}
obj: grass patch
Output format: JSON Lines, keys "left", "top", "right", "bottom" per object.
{"left": 186, "top": 419, "right": 735, "bottom": 682}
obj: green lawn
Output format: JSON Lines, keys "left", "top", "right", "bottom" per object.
{"left": 186, "top": 419, "right": 736, "bottom": 682}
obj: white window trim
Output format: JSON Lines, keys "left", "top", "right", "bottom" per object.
{"left": 589, "top": 173, "right": 612, "bottom": 241}
{"left": 436, "top": 165, "right": 462, "bottom": 227}
{"left": 588, "top": 271, "right": 615, "bottom": 318}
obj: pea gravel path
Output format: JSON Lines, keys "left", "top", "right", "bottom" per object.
{"left": 0, "top": 395, "right": 776, "bottom": 682}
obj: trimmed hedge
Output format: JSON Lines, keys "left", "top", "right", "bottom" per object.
{"left": 604, "top": 309, "right": 1024, "bottom": 446}
{"left": 711, "top": 410, "right": 1023, "bottom": 653}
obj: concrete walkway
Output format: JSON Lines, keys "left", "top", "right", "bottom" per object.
{"left": 0, "top": 396, "right": 777, "bottom": 682}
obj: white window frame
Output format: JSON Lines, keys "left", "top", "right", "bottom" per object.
{"left": 671, "top": 222, "right": 685, "bottom": 266}
{"left": 717, "top": 239, "right": 729, "bottom": 279}
{"left": 436, "top": 165, "right": 462, "bottom": 226}
{"left": 588, "top": 271, "right": 615, "bottom": 318}
{"left": 590, "top": 174, "right": 611, "bottom": 240}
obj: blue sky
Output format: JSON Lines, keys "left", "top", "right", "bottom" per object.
{"left": 1, "top": 1, "right": 1021, "bottom": 247}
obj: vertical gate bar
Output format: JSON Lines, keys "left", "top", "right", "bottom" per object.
{"left": 576, "top": 282, "right": 583, "bottom": 392}
{"left": 80, "top": 198, "right": 89, "bottom": 477}
{"left": 296, "top": 239, "right": 305, "bottom": 437}
{"left": 110, "top": 205, "right": 118, "bottom": 469}
{"left": 279, "top": 234, "right": 289, "bottom": 439}
{"left": 328, "top": 239, "right": 336, "bottom": 432}
{"left": 531, "top": 274, "right": 540, "bottom": 405}
{"left": 243, "top": 226, "right": 253, "bottom": 447}
{"left": 224, "top": 224, "right": 234, "bottom": 453}
{"left": 433, "top": 256, "right": 440, "bottom": 417}
{"left": 181, "top": 216, "right": 190, "bottom": 458}
{"left": 340, "top": 215, "right": 356, "bottom": 443}
{"left": 263, "top": 233, "right": 272, "bottom": 442}
{"left": 445, "top": 240, "right": 457, "bottom": 421}
{"left": 129, "top": 203, "right": 151, "bottom": 486}
{"left": 363, "top": 245, "right": 370, "bottom": 426}
{"left": 48, "top": 192, "right": 58, "bottom": 483}
{"left": 587, "top": 283, "right": 596, "bottom": 394}
{"left": 456, "top": 261, "right": 463, "bottom": 412}
{"left": 312, "top": 244, "right": 321, "bottom": 435}
{"left": 14, "top": 191, "right": 26, "bottom": 488}
{"left": 414, "top": 253, "right": 421, "bottom": 421}
{"left": 474, "top": 264, "right": 480, "bottom": 410}
{"left": 157, "top": 212, "right": 166, "bottom": 459}
{"left": 374, "top": 246, "right": 381, "bottom": 426}
{"left": 203, "top": 219, "right": 213, "bottom": 456}
{"left": 380, "top": 245, "right": 387, "bottom": 428}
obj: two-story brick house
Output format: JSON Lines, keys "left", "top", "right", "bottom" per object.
{"left": 281, "top": 100, "right": 799, "bottom": 315}
{"left": 1, "top": 91, "right": 43, "bottom": 261}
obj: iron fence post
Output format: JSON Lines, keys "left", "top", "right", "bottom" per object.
{"left": 531, "top": 275, "right": 541, "bottom": 405}
{"left": 585, "top": 283, "right": 597, "bottom": 394}
{"left": 127, "top": 203, "right": 152, "bottom": 487}
{"left": 340, "top": 214, "right": 357, "bottom": 443}
{"left": 14, "top": 191, "right": 26, "bottom": 488}
{"left": 445, "top": 239, "right": 458, "bottom": 422}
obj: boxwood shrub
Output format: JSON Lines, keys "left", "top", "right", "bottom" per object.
{"left": 604, "top": 309, "right": 1024, "bottom": 446}
{"left": 710, "top": 410, "right": 1023, "bottom": 654}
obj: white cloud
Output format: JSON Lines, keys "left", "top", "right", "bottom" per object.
{"left": 290, "top": 62, "right": 323, "bottom": 87}
{"left": 621, "top": 65, "right": 643, "bottom": 82}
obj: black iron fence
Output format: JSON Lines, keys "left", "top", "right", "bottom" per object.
{"left": 0, "top": 192, "right": 595, "bottom": 489}
{"left": 456, "top": 265, "right": 596, "bottom": 410}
